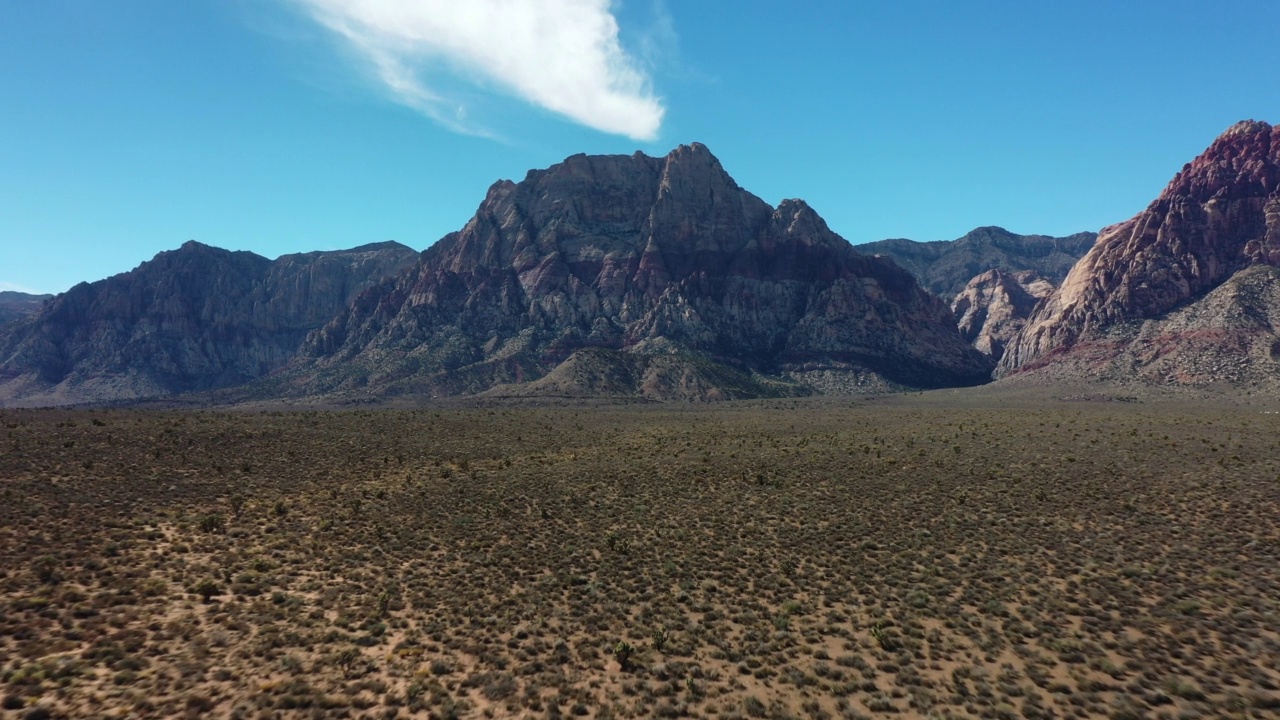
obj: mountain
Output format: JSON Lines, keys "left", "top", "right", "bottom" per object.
{"left": 0, "top": 291, "right": 51, "bottom": 327}
{"left": 290, "top": 144, "right": 993, "bottom": 400}
{"left": 853, "top": 227, "right": 1094, "bottom": 361}
{"left": 0, "top": 241, "right": 418, "bottom": 406}
{"left": 951, "top": 269, "right": 1056, "bottom": 361}
{"left": 999, "top": 120, "right": 1280, "bottom": 388}
{"left": 859, "top": 227, "right": 1096, "bottom": 299}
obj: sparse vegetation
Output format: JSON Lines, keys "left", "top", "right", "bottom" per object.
{"left": 0, "top": 395, "right": 1278, "bottom": 718}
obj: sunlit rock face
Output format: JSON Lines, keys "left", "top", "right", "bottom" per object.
{"left": 300, "top": 144, "right": 992, "bottom": 398}
{"left": 999, "top": 120, "right": 1280, "bottom": 386}
{"left": 952, "top": 269, "right": 1056, "bottom": 361}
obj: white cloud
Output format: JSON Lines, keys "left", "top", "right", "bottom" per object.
{"left": 293, "top": 0, "right": 666, "bottom": 140}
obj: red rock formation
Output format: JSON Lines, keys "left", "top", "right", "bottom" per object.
{"left": 1000, "top": 120, "right": 1280, "bottom": 378}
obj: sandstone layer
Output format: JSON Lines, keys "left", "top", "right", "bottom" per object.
{"left": 952, "top": 269, "right": 1056, "bottom": 360}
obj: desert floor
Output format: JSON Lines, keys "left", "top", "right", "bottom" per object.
{"left": 2, "top": 391, "right": 1279, "bottom": 719}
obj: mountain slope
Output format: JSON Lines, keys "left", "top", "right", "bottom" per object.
{"left": 952, "top": 269, "right": 1056, "bottom": 361}
{"left": 999, "top": 120, "right": 1280, "bottom": 387}
{"left": 0, "top": 241, "right": 418, "bottom": 405}
{"left": 0, "top": 292, "right": 51, "bottom": 327}
{"left": 859, "top": 226, "right": 1095, "bottom": 299}
{"left": 292, "top": 144, "right": 993, "bottom": 400}
{"left": 1006, "top": 265, "right": 1280, "bottom": 389}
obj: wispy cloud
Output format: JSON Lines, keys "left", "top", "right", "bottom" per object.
{"left": 635, "top": 0, "right": 678, "bottom": 73}
{"left": 292, "top": 0, "right": 666, "bottom": 140}
{"left": 0, "top": 281, "right": 45, "bottom": 295}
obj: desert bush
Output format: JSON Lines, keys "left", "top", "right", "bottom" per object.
{"left": 615, "top": 641, "right": 636, "bottom": 671}
{"left": 31, "top": 555, "right": 59, "bottom": 584}
{"left": 192, "top": 578, "right": 221, "bottom": 603}
{"left": 196, "top": 513, "right": 226, "bottom": 533}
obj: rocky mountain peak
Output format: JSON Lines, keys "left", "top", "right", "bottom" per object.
{"left": 298, "top": 145, "right": 993, "bottom": 398}
{"left": 1220, "top": 119, "right": 1272, "bottom": 139}
{"left": 666, "top": 141, "right": 715, "bottom": 161}
{"left": 1159, "top": 120, "right": 1276, "bottom": 204}
{"left": 770, "top": 199, "right": 845, "bottom": 251}
{"left": 999, "top": 120, "right": 1280, "bottom": 382}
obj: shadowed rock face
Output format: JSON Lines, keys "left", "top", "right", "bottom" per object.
{"left": 0, "top": 241, "right": 418, "bottom": 405}
{"left": 301, "top": 144, "right": 993, "bottom": 397}
{"left": 952, "top": 269, "right": 1056, "bottom": 361}
{"left": 999, "top": 120, "right": 1280, "bottom": 381}
{"left": 859, "top": 227, "right": 1095, "bottom": 299}
{"left": 0, "top": 292, "right": 51, "bottom": 327}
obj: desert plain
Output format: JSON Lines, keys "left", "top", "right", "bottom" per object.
{"left": 2, "top": 390, "right": 1279, "bottom": 719}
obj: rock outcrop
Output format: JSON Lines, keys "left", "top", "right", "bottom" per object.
{"left": 999, "top": 120, "right": 1280, "bottom": 385}
{"left": 295, "top": 144, "right": 993, "bottom": 399}
{"left": 951, "top": 269, "right": 1056, "bottom": 361}
{"left": 0, "top": 292, "right": 51, "bottom": 328}
{"left": 0, "top": 241, "right": 418, "bottom": 405}
{"left": 859, "top": 227, "right": 1095, "bottom": 299}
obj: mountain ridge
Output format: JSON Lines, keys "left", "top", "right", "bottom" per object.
{"left": 285, "top": 143, "right": 993, "bottom": 400}
{"left": 0, "top": 291, "right": 52, "bottom": 328}
{"left": 0, "top": 241, "right": 419, "bottom": 406}
{"left": 10, "top": 122, "right": 1275, "bottom": 405}
{"left": 858, "top": 226, "right": 1096, "bottom": 299}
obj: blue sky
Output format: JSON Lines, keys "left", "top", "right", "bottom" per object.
{"left": 2, "top": 0, "right": 1277, "bottom": 294}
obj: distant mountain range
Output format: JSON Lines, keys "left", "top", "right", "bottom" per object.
{"left": 1, "top": 121, "right": 1276, "bottom": 405}
{"left": 0, "top": 145, "right": 996, "bottom": 405}
{"left": 0, "top": 243, "right": 416, "bottom": 405}
{"left": 0, "top": 291, "right": 51, "bottom": 327}
{"left": 860, "top": 227, "right": 1096, "bottom": 299}
{"left": 859, "top": 228, "right": 1096, "bottom": 363}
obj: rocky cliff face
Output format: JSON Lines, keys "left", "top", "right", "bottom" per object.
{"left": 0, "top": 241, "right": 418, "bottom": 405}
{"left": 0, "top": 292, "right": 51, "bottom": 328}
{"left": 951, "top": 269, "right": 1056, "bottom": 361}
{"left": 999, "top": 120, "right": 1280, "bottom": 383}
{"left": 297, "top": 144, "right": 993, "bottom": 399}
{"left": 859, "top": 227, "right": 1095, "bottom": 299}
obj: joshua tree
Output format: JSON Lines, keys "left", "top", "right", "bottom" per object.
{"left": 614, "top": 641, "right": 635, "bottom": 671}
{"left": 651, "top": 627, "right": 668, "bottom": 653}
